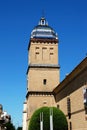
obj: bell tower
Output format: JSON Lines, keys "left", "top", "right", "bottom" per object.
{"left": 26, "top": 17, "right": 60, "bottom": 126}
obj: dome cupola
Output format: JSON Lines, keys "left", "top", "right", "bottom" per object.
{"left": 31, "top": 17, "right": 58, "bottom": 39}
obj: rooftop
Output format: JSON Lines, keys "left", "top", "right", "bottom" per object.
{"left": 31, "top": 17, "right": 58, "bottom": 39}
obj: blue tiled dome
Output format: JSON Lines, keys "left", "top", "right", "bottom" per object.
{"left": 31, "top": 17, "right": 58, "bottom": 39}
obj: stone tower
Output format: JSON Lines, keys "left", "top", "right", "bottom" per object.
{"left": 23, "top": 17, "right": 60, "bottom": 130}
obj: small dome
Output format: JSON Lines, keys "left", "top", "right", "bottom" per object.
{"left": 31, "top": 17, "right": 58, "bottom": 39}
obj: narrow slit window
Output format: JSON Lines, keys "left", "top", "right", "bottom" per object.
{"left": 67, "top": 97, "right": 71, "bottom": 119}
{"left": 70, "top": 122, "right": 72, "bottom": 130}
{"left": 83, "top": 88, "right": 87, "bottom": 114}
{"left": 43, "top": 79, "right": 47, "bottom": 85}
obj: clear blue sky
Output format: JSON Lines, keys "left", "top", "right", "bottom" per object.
{"left": 0, "top": 0, "right": 87, "bottom": 128}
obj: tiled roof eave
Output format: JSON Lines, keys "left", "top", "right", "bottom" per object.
{"left": 53, "top": 57, "right": 87, "bottom": 94}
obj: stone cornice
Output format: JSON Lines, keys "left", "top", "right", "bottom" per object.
{"left": 26, "top": 64, "right": 60, "bottom": 74}
{"left": 26, "top": 91, "right": 54, "bottom": 99}
{"left": 28, "top": 38, "right": 58, "bottom": 50}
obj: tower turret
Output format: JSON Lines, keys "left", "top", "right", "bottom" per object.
{"left": 26, "top": 17, "right": 60, "bottom": 128}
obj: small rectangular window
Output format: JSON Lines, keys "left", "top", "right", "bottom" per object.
{"left": 57, "top": 104, "right": 59, "bottom": 108}
{"left": 42, "top": 47, "right": 47, "bottom": 50}
{"left": 50, "top": 47, "right": 54, "bottom": 50}
{"left": 36, "top": 52, "right": 39, "bottom": 54}
{"left": 43, "top": 79, "right": 47, "bottom": 85}
{"left": 36, "top": 47, "right": 39, "bottom": 49}
{"left": 50, "top": 53, "right": 53, "bottom": 55}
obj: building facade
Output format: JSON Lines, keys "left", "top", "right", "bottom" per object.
{"left": 23, "top": 17, "right": 87, "bottom": 130}
{"left": 54, "top": 57, "right": 87, "bottom": 130}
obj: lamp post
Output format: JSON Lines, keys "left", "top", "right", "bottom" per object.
{"left": 50, "top": 108, "right": 53, "bottom": 130}
{"left": 40, "top": 108, "right": 53, "bottom": 130}
{"left": 40, "top": 112, "right": 43, "bottom": 130}
{"left": 0, "top": 104, "right": 11, "bottom": 130}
